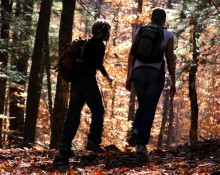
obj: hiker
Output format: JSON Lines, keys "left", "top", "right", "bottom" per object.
{"left": 53, "top": 19, "right": 112, "bottom": 165}
{"left": 126, "top": 8, "right": 176, "bottom": 155}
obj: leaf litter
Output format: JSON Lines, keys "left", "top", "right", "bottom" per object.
{"left": 0, "top": 140, "right": 219, "bottom": 174}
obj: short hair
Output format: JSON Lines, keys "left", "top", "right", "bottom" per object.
{"left": 92, "top": 19, "right": 111, "bottom": 36}
{"left": 151, "top": 8, "right": 166, "bottom": 25}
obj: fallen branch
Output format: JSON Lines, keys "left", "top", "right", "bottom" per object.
{"left": 0, "top": 131, "right": 49, "bottom": 149}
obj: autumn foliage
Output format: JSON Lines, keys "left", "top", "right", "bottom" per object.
{"left": 0, "top": 0, "right": 220, "bottom": 174}
{"left": 0, "top": 140, "right": 220, "bottom": 174}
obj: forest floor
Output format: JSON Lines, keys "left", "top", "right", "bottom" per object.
{"left": 0, "top": 140, "right": 219, "bottom": 174}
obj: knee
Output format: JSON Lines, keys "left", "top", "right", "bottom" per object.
{"left": 91, "top": 106, "right": 105, "bottom": 118}
{"left": 98, "top": 107, "right": 105, "bottom": 117}
{"left": 64, "top": 113, "right": 81, "bottom": 124}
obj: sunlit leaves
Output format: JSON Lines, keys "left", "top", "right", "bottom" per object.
{"left": 0, "top": 141, "right": 219, "bottom": 173}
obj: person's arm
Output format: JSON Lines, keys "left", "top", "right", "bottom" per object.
{"left": 96, "top": 43, "right": 113, "bottom": 83}
{"left": 98, "top": 63, "right": 113, "bottom": 84}
{"left": 126, "top": 29, "right": 139, "bottom": 91}
{"left": 165, "top": 37, "right": 176, "bottom": 97}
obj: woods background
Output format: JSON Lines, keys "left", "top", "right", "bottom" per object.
{"left": 0, "top": 0, "right": 219, "bottom": 151}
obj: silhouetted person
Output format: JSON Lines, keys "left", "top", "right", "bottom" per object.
{"left": 53, "top": 19, "right": 112, "bottom": 166}
{"left": 126, "top": 8, "right": 176, "bottom": 155}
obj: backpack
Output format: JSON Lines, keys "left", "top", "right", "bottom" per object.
{"left": 54, "top": 38, "right": 87, "bottom": 82}
{"left": 131, "top": 25, "right": 164, "bottom": 63}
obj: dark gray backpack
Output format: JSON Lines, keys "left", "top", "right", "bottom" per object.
{"left": 131, "top": 25, "right": 164, "bottom": 63}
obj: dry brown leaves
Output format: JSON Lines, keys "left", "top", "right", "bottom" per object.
{"left": 0, "top": 140, "right": 219, "bottom": 174}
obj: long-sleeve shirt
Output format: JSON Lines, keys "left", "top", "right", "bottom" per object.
{"left": 83, "top": 37, "right": 108, "bottom": 77}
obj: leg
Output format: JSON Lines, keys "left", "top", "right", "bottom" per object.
{"left": 60, "top": 84, "right": 85, "bottom": 148}
{"left": 133, "top": 67, "right": 165, "bottom": 145}
{"left": 132, "top": 68, "right": 147, "bottom": 131}
{"left": 53, "top": 85, "right": 85, "bottom": 165}
{"left": 81, "top": 76, "right": 105, "bottom": 145}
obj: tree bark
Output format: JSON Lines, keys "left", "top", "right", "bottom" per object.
{"left": 44, "top": 33, "right": 54, "bottom": 136}
{"left": 50, "top": 0, "right": 76, "bottom": 149}
{"left": 189, "top": 21, "right": 199, "bottom": 146}
{"left": 0, "top": 0, "right": 12, "bottom": 147}
{"left": 9, "top": 84, "right": 25, "bottom": 139}
{"left": 0, "top": 0, "right": 12, "bottom": 113}
{"left": 14, "top": 0, "right": 34, "bottom": 138}
{"left": 9, "top": 0, "right": 32, "bottom": 141}
{"left": 166, "top": 96, "right": 174, "bottom": 147}
{"left": 23, "top": 0, "right": 53, "bottom": 147}
{"left": 127, "top": 0, "right": 143, "bottom": 122}
{"left": 157, "top": 77, "right": 170, "bottom": 148}
{"left": 9, "top": 2, "right": 21, "bottom": 140}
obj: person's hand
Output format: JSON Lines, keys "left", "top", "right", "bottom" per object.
{"left": 126, "top": 79, "right": 132, "bottom": 92}
{"left": 170, "top": 85, "right": 176, "bottom": 97}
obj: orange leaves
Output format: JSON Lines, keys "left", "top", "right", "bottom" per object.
{"left": 0, "top": 148, "right": 54, "bottom": 174}
{"left": 69, "top": 166, "right": 75, "bottom": 175}
{"left": 0, "top": 140, "right": 220, "bottom": 174}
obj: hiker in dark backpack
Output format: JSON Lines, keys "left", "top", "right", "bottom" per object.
{"left": 126, "top": 8, "right": 176, "bottom": 155}
{"left": 53, "top": 19, "right": 112, "bottom": 166}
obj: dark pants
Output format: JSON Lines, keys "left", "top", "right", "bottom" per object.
{"left": 132, "top": 66, "right": 165, "bottom": 145}
{"left": 61, "top": 75, "right": 105, "bottom": 148}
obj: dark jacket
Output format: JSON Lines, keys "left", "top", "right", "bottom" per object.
{"left": 83, "top": 37, "right": 108, "bottom": 77}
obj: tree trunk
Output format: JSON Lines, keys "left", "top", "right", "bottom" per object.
{"left": 137, "top": 0, "right": 143, "bottom": 13}
{"left": 0, "top": 77, "right": 7, "bottom": 147}
{"left": 166, "top": 96, "right": 174, "bottom": 147}
{"left": 9, "top": 84, "right": 25, "bottom": 139}
{"left": 10, "top": 1, "right": 34, "bottom": 138}
{"left": 0, "top": 0, "right": 12, "bottom": 113}
{"left": 14, "top": 1, "right": 34, "bottom": 138}
{"left": 0, "top": 0, "right": 12, "bottom": 147}
{"left": 50, "top": 0, "right": 76, "bottom": 149}
{"left": 128, "top": 0, "right": 143, "bottom": 122}
{"left": 23, "top": 0, "right": 53, "bottom": 147}
{"left": 174, "top": 105, "right": 179, "bottom": 146}
{"left": 9, "top": 1, "right": 26, "bottom": 142}
{"left": 109, "top": 0, "right": 121, "bottom": 118}
{"left": 157, "top": 77, "right": 170, "bottom": 148}
{"left": 128, "top": 89, "right": 136, "bottom": 121}
{"left": 189, "top": 22, "right": 199, "bottom": 146}
{"left": 44, "top": 33, "right": 54, "bottom": 135}
{"left": 112, "top": 0, "right": 121, "bottom": 47}
{"left": 8, "top": 2, "right": 20, "bottom": 140}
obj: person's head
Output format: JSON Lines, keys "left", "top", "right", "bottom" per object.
{"left": 92, "top": 19, "right": 111, "bottom": 41}
{"left": 151, "top": 8, "right": 166, "bottom": 26}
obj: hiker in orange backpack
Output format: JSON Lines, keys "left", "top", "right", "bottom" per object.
{"left": 53, "top": 19, "right": 112, "bottom": 166}
{"left": 126, "top": 8, "right": 176, "bottom": 155}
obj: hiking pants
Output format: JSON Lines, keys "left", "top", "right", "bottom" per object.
{"left": 61, "top": 74, "right": 105, "bottom": 148}
{"left": 132, "top": 66, "right": 165, "bottom": 145}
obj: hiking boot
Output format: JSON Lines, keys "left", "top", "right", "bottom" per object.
{"left": 136, "top": 144, "right": 147, "bottom": 155}
{"left": 86, "top": 141, "right": 106, "bottom": 153}
{"left": 127, "top": 128, "right": 139, "bottom": 146}
{"left": 52, "top": 144, "right": 71, "bottom": 166}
